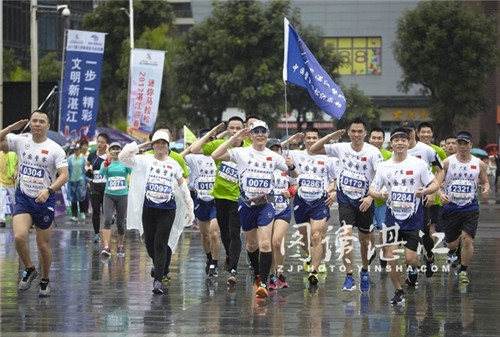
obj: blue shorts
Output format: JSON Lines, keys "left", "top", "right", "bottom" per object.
{"left": 238, "top": 200, "right": 275, "bottom": 231}
{"left": 13, "top": 189, "right": 55, "bottom": 230}
{"left": 293, "top": 196, "right": 330, "bottom": 224}
{"left": 373, "top": 204, "right": 387, "bottom": 230}
{"left": 275, "top": 205, "right": 292, "bottom": 223}
{"left": 194, "top": 198, "right": 216, "bottom": 222}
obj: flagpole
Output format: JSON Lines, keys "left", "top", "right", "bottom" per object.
{"left": 284, "top": 81, "right": 289, "bottom": 155}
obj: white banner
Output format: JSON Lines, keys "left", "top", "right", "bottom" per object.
{"left": 127, "top": 49, "right": 165, "bottom": 142}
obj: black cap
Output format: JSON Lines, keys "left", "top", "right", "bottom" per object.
{"left": 399, "top": 120, "right": 417, "bottom": 131}
{"left": 266, "top": 138, "right": 281, "bottom": 149}
{"left": 456, "top": 131, "right": 472, "bottom": 143}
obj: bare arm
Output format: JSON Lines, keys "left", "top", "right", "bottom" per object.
{"left": 309, "top": 129, "right": 346, "bottom": 155}
{"left": 0, "top": 119, "right": 30, "bottom": 151}
{"left": 35, "top": 166, "right": 69, "bottom": 203}
{"left": 190, "top": 122, "right": 225, "bottom": 154}
{"left": 479, "top": 160, "right": 490, "bottom": 199}
{"left": 211, "top": 128, "right": 249, "bottom": 161}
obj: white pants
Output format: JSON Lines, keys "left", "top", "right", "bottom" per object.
{"left": 0, "top": 185, "right": 15, "bottom": 222}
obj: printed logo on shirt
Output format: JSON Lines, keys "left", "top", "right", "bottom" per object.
{"left": 360, "top": 157, "right": 367, "bottom": 162}
{"left": 41, "top": 149, "right": 49, "bottom": 155}
{"left": 406, "top": 170, "right": 413, "bottom": 175}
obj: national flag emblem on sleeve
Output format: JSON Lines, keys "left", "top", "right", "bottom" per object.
{"left": 41, "top": 149, "right": 49, "bottom": 155}
{"left": 406, "top": 170, "right": 413, "bottom": 175}
{"left": 266, "top": 157, "right": 272, "bottom": 161}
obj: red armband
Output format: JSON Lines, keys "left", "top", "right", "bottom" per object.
{"left": 288, "top": 187, "right": 296, "bottom": 197}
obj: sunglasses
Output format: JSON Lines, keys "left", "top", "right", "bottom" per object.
{"left": 251, "top": 128, "right": 268, "bottom": 135}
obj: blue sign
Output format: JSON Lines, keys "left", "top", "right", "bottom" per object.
{"left": 59, "top": 30, "right": 106, "bottom": 143}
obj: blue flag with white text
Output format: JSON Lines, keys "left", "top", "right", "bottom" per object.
{"left": 283, "top": 18, "right": 346, "bottom": 119}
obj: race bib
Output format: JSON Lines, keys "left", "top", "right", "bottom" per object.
{"left": 107, "top": 176, "right": 126, "bottom": 191}
{"left": 339, "top": 170, "right": 367, "bottom": 200}
{"left": 196, "top": 176, "right": 215, "bottom": 201}
{"left": 297, "top": 174, "right": 323, "bottom": 201}
{"left": 390, "top": 186, "right": 416, "bottom": 220}
{"left": 218, "top": 161, "right": 238, "bottom": 183}
{"left": 274, "top": 194, "right": 288, "bottom": 214}
{"left": 20, "top": 165, "right": 44, "bottom": 185}
{"left": 93, "top": 170, "right": 106, "bottom": 184}
{"left": 449, "top": 179, "right": 474, "bottom": 206}
{"left": 146, "top": 181, "right": 173, "bottom": 202}
{"left": 244, "top": 172, "right": 272, "bottom": 197}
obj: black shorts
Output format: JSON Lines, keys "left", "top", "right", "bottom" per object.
{"left": 338, "top": 203, "right": 374, "bottom": 234}
{"left": 384, "top": 227, "right": 421, "bottom": 252}
{"left": 425, "top": 205, "right": 444, "bottom": 231}
{"left": 443, "top": 209, "right": 479, "bottom": 242}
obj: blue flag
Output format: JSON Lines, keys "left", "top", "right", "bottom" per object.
{"left": 283, "top": 18, "right": 346, "bottom": 119}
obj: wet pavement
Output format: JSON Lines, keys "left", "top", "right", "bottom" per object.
{"left": 1, "top": 199, "right": 500, "bottom": 336}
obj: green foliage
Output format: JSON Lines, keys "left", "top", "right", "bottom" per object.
{"left": 82, "top": 0, "right": 175, "bottom": 126}
{"left": 177, "top": 0, "right": 345, "bottom": 130}
{"left": 393, "top": 0, "right": 499, "bottom": 138}
{"left": 39, "top": 52, "right": 62, "bottom": 82}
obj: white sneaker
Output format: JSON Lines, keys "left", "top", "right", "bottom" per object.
{"left": 71, "top": 217, "right": 78, "bottom": 222}
{"left": 39, "top": 281, "right": 51, "bottom": 297}
{"left": 80, "top": 213, "right": 86, "bottom": 220}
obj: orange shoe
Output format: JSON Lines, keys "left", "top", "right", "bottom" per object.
{"left": 256, "top": 285, "right": 268, "bottom": 298}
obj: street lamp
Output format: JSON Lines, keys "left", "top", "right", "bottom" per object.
{"left": 120, "top": 0, "right": 135, "bottom": 50}
{"left": 30, "top": 0, "right": 70, "bottom": 112}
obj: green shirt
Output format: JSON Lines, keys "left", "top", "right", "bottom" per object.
{"left": 430, "top": 143, "right": 447, "bottom": 206}
{"left": 202, "top": 138, "right": 252, "bottom": 202}
{"left": 374, "top": 148, "right": 393, "bottom": 207}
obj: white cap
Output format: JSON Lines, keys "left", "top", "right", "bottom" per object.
{"left": 249, "top": 120, "right": 269, "bottom": 131}
{"left": 151, "top": 130, "right": 170, "bottom": 143}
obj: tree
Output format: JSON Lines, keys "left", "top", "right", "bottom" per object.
{"left": 82, "top": 0, "right": 175, "bottom": 126}
{"left": 177, "top": 0, "right": 347, "bottom": 130}
{"left": 38, "top": 52, "right": 61, "bottom": 82}
{"left": 393, "top": 0, "right": 499, "bottom": 139}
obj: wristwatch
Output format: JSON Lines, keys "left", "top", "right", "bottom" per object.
{"left": 288, "top": 165, "right": 296, "bottom": 171}
{"left": 47, "top": 187, "right": 55, "bottom": 195}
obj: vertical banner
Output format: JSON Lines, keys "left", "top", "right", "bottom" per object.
{"left": 59, "top": 30, "right": 106, "bottom": 143}
{"left": 126, "top": 49, "right": 165, "bottom": 142}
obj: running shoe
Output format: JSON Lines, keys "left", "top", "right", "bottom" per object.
{"left": 205, "top": 259, "right": 211, "bottom": 276}
{"left": 277, "top": 274, "right": 289, "bottom": 288}
{"left": 162, "top": 274, "right": 171, "bottom": 286}
{"left": 38, "top": 280, "right": 50, "bottom": 297}
{"left": 359, "top": 270, "right": 370, "bottom": 292}
{"left": 391, "top": 289, "right": 405, "bottom": 305}
{"left": 405, "top": 268, "right": 419, "bottom": 286}
{"left": 208, "top": 264, "right": 218, "bottom": 277}
{"left": 255, "top": 283, "right": 268, "bottom": 298}
{"left": 101, "top": 247, "right": 111, "bottom": 256}
{"left": 80, "top": 213, "right": 86, "bottom": 220}
{"left": 303, "top": 256, "right": 312, "bottom": 272}
{"left": 308, "top": 271, "right": 319, "bottom": 286}
{"left": 459, "top": 271, "right": 470, "bottom": 284}
{"left": 227, "top": 269, "right": 237, "bottom": 285}
{"left": 268, "top": 275, "right": 278, "bottom": 290}
{"left": 116, "top": 245, "right": 125, "bottom": 257}
{"left": 19, "top": 268, "right": 39, "bottom": 290}
{"left": 93, "top": 234, "right": 101, "bottom": 243}
{"left": 341, "top": 275, "right": 356, "bottom": 291}
{"left": 71, "top": 216, "right": 78, "bottom": 222}
{"left": 152, "top": 280, "right": 163, "bottom": 294}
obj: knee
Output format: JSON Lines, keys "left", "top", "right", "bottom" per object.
{"left": 14, "top": 233, "right": 27, "bottom": 245}
{"left": 272, "top": 238, "right": 282, "bottom": 251}
{"left": 259, "top": 239, "right": 271, "bottom": 252}
{"left": 311, "top": 231, "right": 322, "bottom": 245}
{"left": 461, "top": 235, "right": 474, "bottom": 247}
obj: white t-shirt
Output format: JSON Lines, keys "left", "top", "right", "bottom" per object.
{"left": 272, "top": 169, "right": 297, "bottom": 215}
{"left": 185, "top": 153, "right": 217, "bottom": 202}
{"left": 144, "top": 156, "right": 183, "bottom": 204}
{"left": 324, "top": 142, "right": 382, "bottom": 205}
{"left": 288, "top": 150, "right": 336, "bottom": 202}
{"left": 228, "top": 147, "right": 288, "bottom": 199}
{"left": 371, "top": 155, "right": 434, "bottom": 228}
{"left": 407, "top": 141, "right": 441, "bottom": 167}
{"left": 8, "top": 134, "right": 67, "bottom": 198}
